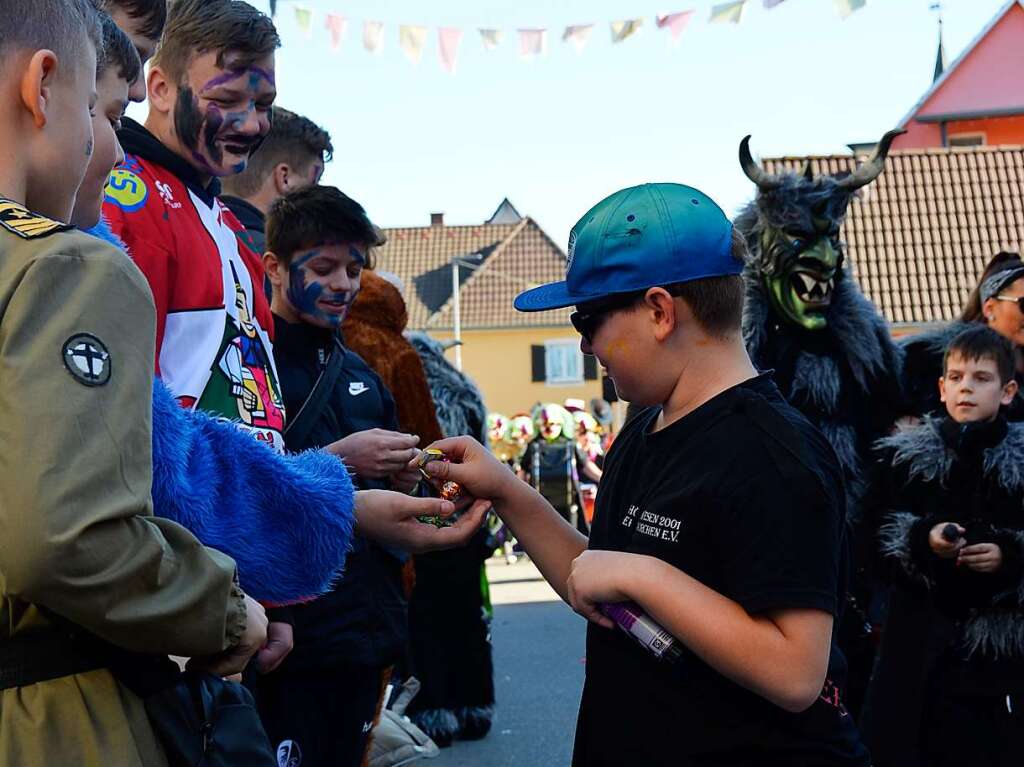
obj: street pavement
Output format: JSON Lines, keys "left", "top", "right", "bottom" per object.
{"left": 433, "top": 557, "right": 587, "bottom": 767}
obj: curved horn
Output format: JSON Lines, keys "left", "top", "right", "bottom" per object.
{"left": 836, "top": 128, "right": 907, "bottom": 190}
{"left": 739, "top": 135, "right": 783, "bottom": 191}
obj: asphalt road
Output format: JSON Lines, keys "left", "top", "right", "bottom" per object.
{"left": 433, "top": 558, "right": 587, "bottom": 767}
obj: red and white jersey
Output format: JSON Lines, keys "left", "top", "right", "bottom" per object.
{"left": 104, "top": 148, "right": 286, "bottom": 451}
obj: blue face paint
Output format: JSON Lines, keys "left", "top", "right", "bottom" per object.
{"left": 286, "top": 250, "right": 357, "bottom": 328}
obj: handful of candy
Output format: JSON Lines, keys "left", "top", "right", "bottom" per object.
{"left": 416, "top": 448, "right": 462, "bottom": 527}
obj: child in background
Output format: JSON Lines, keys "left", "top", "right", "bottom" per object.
{"left": 862, "top": 325, "right": 1024, "bottom": 767}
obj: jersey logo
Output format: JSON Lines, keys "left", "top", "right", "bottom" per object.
{"left": 104, "top": 169, "right": 149, "bottom": 212}
{"left": 62, "top": 333, "right": 112, "bottom": 387}
{"left": 0, "top": 199, "right": 71, "bottom": 240}
{"left": 349, "top": 382, "right": 369, "bottom": 396}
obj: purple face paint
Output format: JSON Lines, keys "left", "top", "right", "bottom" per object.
{"left": 286, "top": 250, "right": 357, "bottom": 328}
{"left": 199, "top": 65, "right": 276, "bottom": 92}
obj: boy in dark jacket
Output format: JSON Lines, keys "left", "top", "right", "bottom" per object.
{"left": 257, "top": 185, "right": 426, "bottom": 767}
{"left": 862, "top": 325, "right": 1024, "bottom": 767}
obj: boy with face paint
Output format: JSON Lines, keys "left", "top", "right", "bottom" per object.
{"left": 259, "top": 185, "right": 427, "bottom": 767}
{"left": 103, "top": 0, "right": 285, "bottom": 445}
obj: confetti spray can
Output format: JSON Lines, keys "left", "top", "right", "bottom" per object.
{"left": 599, "top": 602, "right": 683, "bottom": 663}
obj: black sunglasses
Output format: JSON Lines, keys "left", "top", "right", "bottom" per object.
{"left": 570, "top": 286, "right": 685, "bottom": 343}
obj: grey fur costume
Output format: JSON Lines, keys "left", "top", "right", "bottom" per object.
{"left": 874, "top": 416, "right": 1024, "bottom": 658}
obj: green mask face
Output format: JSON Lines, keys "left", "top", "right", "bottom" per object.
{"left": 762, "top": 228, "right": 840, "bottom": 331}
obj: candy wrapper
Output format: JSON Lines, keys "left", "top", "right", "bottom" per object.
{"left": 416, "top": 448, "right": 462, "bottom": 527}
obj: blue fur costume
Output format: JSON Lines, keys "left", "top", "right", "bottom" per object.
{"left": 84, "top": 220, "right": 354, "bottom": 605}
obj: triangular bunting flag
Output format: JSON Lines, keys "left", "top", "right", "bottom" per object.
{"left": 479, "top": 28, "right": 503, "bottom": 50}
{"left": 294, "top": 6, "right": 312, "bottom": 39}
{"left": 268, "top": 0, "right": 277, "bottom": 18}
{"left": 438, "top": 27, "right": 463, "bottom": 73}
{"left": 399, "top": 25, "right": 428, "bottom": 65}
{"left": 518, "top": 28, "right": 547, "bottom": 60}
{"left": 656, "top": 11, "right": 694, "bottom": 44}
{"left": 610, "top": 19, "right": 644, "bottom": 44}
{"left": 363, "top": 21, "right": 384, "bottom": 53}
{"left": 562, "top": 24, "right": 594, "bottom": 54}
{"left": 834, "top": 0, "right": 867, "bottom": 19}
{"left": 763, "top": 0, "right": 787, "bottom": 7}
{"left": 325, "top": 14, "right": 347, "bottom": 52}
{"left": 709, "top": 0, "right": 747, "bottom": 24}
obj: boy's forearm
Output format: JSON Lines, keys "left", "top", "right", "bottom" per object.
{"left": 625, "top": 557, "right": 831, "bottom": 713}
{"left": 493, "top": 480, "right": 588, "bottom": 603}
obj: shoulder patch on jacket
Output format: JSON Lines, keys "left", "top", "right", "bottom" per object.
{"left": 0, "top": 199, "right": 72, "bottom": 240}
{"left": 104, "top": 168, "right": 149, "bottom": 212}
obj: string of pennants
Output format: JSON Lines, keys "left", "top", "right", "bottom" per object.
{"left": 269, "top": 0, "right": 869, "bottom": 73}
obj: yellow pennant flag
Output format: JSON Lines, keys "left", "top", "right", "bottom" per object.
{"left": 399, "top": 25, "right": 428, "bottom": 65}
{"left": 294, "top": 6, "right": 313, "bottom": 39}
{"left": 479, "top": 28, "right": 503, "bottom": 50}
{"left": 363, "top": 21, "right": 385, "bottom": 53}
{"left": 709, "top": 0, "right": 747, "bottom": 24}
{"left": 610, "top": 19, "right": 644, "bottom": 43}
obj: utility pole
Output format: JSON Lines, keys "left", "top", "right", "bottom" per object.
{"left": 451, "top": 259, "right": 462, "bottom": 370}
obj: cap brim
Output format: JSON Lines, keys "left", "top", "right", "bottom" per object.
{"left": 514, "top": 281, "right": 580, "bottom": 312}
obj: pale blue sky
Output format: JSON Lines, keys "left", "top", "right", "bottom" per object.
{"left": 131, "top": 0, "right": 1010, "bottom": 249}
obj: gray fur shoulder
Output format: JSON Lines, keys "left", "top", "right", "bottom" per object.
{"left": 984, "top": 421, "right": 1024, "bottom": 495}
{"left": 407, "top": 331, "right": 488, "bottom": 443}
{"left": 874, "top": 416, "right": 952, "bottom": 485}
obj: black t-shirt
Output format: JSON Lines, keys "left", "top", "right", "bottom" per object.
{"left": 573, "top": 374, "right": 870, "bottom": 767}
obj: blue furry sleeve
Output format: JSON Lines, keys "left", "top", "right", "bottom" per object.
{"left": 150, "top": 379, "right": 354, "bottom": 604}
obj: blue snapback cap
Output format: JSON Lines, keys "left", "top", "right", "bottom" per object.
{"left": 514, "top": 183, "right": 739, "bottom": 312}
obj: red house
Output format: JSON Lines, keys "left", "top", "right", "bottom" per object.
{"left": 893, "top": 0, "right": 1024, "bottom": 150}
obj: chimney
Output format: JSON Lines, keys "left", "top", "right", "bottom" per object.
{"left": 430, "top": 212, "right": 444, "bottom": 227}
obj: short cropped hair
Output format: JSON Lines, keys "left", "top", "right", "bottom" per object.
{"left": 266, "top": 186, "right": 382, "bottom": 269}
{"left": 221, "top": 107, "right": 334, "bottom": 198}
{"left": 98, "top": 0, "right": 167, "bottom": 41}
{"left": 97, "top": 12, "right": 142, "bottom": 84}
{"left": 944, "top": 325, "right": 1017, "bottom": 385}
{"left": 0, "top": 0, "right": 103, "bottom": 68}
{"left": 625, "top": 227, "right": 746, "bottom": 337}
{"left": 152, "top": 0, "right": 279, "bottom": 83}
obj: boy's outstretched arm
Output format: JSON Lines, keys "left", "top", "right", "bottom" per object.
{"left": 422, "top": 437, "right": 588, "bottom": 603}
{"left": 567, "top": 551, "right": 832, "bottom": 713}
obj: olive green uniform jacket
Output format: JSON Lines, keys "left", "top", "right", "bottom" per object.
{"left": 0, "top": 201, "right": 246, "bottom": 767}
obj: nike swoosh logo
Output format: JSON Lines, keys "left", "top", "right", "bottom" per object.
{"left": 349, "top": 383, "right": 369, "bottom": 396}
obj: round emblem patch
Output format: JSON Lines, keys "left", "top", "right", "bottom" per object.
{"left": 62, "top": 333, "right": 112, "bottom": 386}
{"left": 103, "top": 169, "right": 148, "bottom": 212}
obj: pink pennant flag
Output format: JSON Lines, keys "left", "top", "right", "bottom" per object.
{"left": 656, "top": 10, "right": 694, "bottom": 44}
{"left": 438, "top": 27, "right": 463, "bottom": 74}
{"left": 325, "top": 13, "right": 347, "bottom": 52}
{"left": 518, "top": 28, "right": 547, "bottom": 60}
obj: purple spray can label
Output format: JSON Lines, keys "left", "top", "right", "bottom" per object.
{"left": 599, "top": 602, "right": 682, "bottom": 663}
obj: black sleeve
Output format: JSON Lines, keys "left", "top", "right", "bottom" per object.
{"left": 266, "top": 606, "right": 295, "bottom": 626}
{"left": 714, "top": 464, "right": 842, "bottom": 617}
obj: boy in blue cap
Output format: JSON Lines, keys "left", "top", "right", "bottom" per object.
{"left": 422, "top": 184, "right": 870, "bottom": 765}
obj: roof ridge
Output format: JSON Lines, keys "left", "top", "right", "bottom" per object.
{"left": 424, "top": 216, "right": 532, "bottom": 329}
{"left": 765, "top": 144, "right": 1024, "bottom": 163}
{"left": 384, "top": 221, "right": 521, "bottom": 233}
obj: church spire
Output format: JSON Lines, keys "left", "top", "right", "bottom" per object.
{"left": 931, "top": 2, "right": 947, "bottom": 82}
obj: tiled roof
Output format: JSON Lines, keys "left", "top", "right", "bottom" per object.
{"left": 762, "top": 145, "right": 1024, "bottom": 325}
{"left": 376, "top": 217, "right": 572, "bottom": 330}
